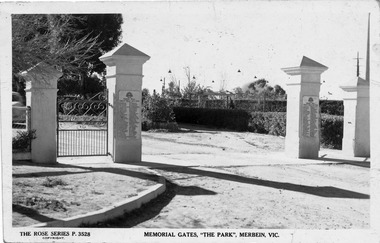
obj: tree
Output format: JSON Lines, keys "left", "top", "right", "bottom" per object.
{"left": 233, "top": 87, "right": 244, "bottom": 98}
{"left": 165, "top": 81, "right": 182, "bottom": 99}
{"left": 142, "top": 88, "right": 150, "bottom": 102}
{"left": 64, "top": 14, "right": 123, "bottom": 75}
{"left": 57, "top": 74, "right": 105, "bottom": 96}
{"left": 12, "top": 14, "right": 123, "bottom": 96}
{"left": 58, "top": 14, "right": 123, "bottom": 95}
{"left": 12, "top": 14, "right": 100, "bottom": 75}
{"left": 274, "top": 85, "right": 286, "bottom": 99}
{"left": 142, "top": 94, "right": 176, "bottom": 123}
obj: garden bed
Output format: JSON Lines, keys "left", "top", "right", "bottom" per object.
{"left": 12, "top": 161, "right": 160, "bottom": 227}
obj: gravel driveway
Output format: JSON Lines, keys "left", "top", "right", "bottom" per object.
{"left": 96, "top": 124, "right": 370, "bottom": 229}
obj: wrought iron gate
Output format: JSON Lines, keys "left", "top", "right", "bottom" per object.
{"left": 57, "top": 92, "right": 108, "bottom": 157}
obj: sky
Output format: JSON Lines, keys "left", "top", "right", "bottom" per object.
{"left": 120, "top": 1, "right": 379, "bottom": 100}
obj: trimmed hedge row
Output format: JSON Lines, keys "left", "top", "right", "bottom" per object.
{"left": 173, "top": 107, "right": 250, "bottom": 131}
{"left": 173, "top": 108, "right": 343, "bottom": 149}
{"left": 248, "top": 112, "right": 343, "bottom": 149}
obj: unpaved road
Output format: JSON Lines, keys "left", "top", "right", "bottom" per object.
{"left": 131, "top": 124, "right": 369, "bottom": 229}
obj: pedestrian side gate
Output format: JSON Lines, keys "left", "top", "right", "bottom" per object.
{"left": 57, "top": 92, "right": 108, "bottom": 157}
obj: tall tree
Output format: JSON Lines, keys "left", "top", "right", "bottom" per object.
{"left": 64, "top": 14, "right": 123, "bottom": 75}
{"left": 58, "top": 14, "right": 123, "bottom": 95}
{"left": 165, "top": 81, "right": 182, "bottom": 98}
{"left": 246, "top": 79, "right": 286, "bottom": 100}
{"left": 12, "top": 14, "right": 99, "bottom": 75}
{"left": 12, "top": 14, "right": 123, "bottom": 96}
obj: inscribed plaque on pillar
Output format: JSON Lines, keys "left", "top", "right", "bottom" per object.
{"left": 302, "top": 96, "right": 319, "bottom": 138}
{"left": 118, "top": 91, "right": 141, "bottom": 139}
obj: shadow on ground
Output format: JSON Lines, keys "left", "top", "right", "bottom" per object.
{"left": 12, "top": 161, "right": 162, "bottom": 183}
{"left": 134, "top": 161, "right": 369, "bottom": 199}
{"left": 80, "top": 180, "right": 216, "bottom": 228}
{"left": 12, "top": 157, "right": 369, "bottom": 227}
{"left": 13, "top": 204, "right": 58, "bottom": 224}
{"left": 318, "top": 154, "right": 370, "bottom": 168}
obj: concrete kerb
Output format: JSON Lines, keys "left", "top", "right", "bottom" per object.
{"left": 30, "top": 168, "right": 166, "bottom": 228}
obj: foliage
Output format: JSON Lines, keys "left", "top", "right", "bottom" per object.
{"left": 142, "top": 88, "right": 150, "bottom": 103}
{"left": 12, "top": 14, "right": 123, "bottom": 96}
{"left": 12, "top": 130, "right": 36, "bottom": 151}
{"left": 58, "top": 75, "right": 105, "bottom": 96}
{"left": 320, "top": 114, "right": 343, "bottom": 149}
{"left": 248, "top": 112, "right": 287, "bottom": 136}
{"left": 142, "top": 94, "right": 176, "bottom": 123}
{"left": 320, "top": 100, "right": 344, "bottom": 116}
{"left": 248, "top": 112, "right": 343, "bottom": 149}
{"left": 12, "top": 14, "right": 100, "bottom": 75}
{"left": 273, "top": 85, "right": 286, "bottom": 97}
{"left": 142, "top": 93, "right": 178, "bottom": 131}
{"left": 165, "top": 81, "right": 182, "bottom": 99}
{"left": 67, "top": 14, "right": 123, "bottom": 74}
{"left": 142, "top": 121, "right": 179, "bottom": 132}
{"left": 233, "top": 87, "right": 244, "bottom": 98}
{"left": 181, "top": 80, "right": 204, "bottom": 99}
{"left": 233, "top": 100, "right": 287, "bottom": 112}
{"left": 173, "top": 107, "right": 250, "bottom": 131}
{"left": 245, "top": 79, "right": 286, "bottom": 100}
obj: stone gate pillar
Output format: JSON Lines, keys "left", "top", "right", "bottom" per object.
{"left": 23, "top": 63, "right": 61, "bottom": 163}
{"left": 282, "top": 56, "right": 328, "bottom": 159}
{"left": 340, "top": 79, "right": 370, "bottom": 157}
{"left": 100, "top": 43, "right": 150, "bottom": 163}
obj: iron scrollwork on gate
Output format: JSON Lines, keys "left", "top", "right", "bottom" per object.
{"left": 57, "top": 92, "right": 108, "bottom": 130}
{"left": 57, "top": 92, "right": 109, "bottom": 157}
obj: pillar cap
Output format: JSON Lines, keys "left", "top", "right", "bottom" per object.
{"left": 340, "top": 77, "right": 369, "bottom": 92}
{"left": 20, "top": 62, "right": 62, "bottom": 88}
{"left": 282, "top": 56, "right": 328, "bottom": 75}
{"left": 100, "top": 43, "right": 150, "bottom": 65}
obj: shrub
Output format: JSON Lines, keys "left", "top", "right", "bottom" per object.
{"left": 142, "top": 121, "right": 179, "bottom": 132}
{"left": 173, "top": 107, "right": 249, "bottom": 131}
{"left": 320, "top": 114, "right": 343, "bottom": 149}
{"left": 142, "top": 95, "right": 176, "bottom": 123}
{"left": 248, "top": 112, "right": 343, "bottom": 149}
{"left": 12, "top": 130, "right": 36, "bottom": 151}
{"left": 248, "top": 112, "right": 286, "bottom": 136}
{"left": 142, "top": 95, "right": 179, "bottom": 132}
{"left": 320, "top": 100, "right": 344, "bottom": 116}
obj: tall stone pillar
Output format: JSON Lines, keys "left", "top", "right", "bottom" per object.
{"left": 100, "top": 43, "right": 150, "bottom": 163}
{"left": 340, "top": 79, "right": 370, "bottom": 157}
{"left": 340, "top": 14, "right": 371, "bottom": 158}
{"left": 282, "top": 56, "right": 328, "bottom": 159}
{"left": 23, "top": 63, "right": 61, "bottom": 163}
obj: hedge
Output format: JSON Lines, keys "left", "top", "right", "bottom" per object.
{"left": 173, "top": 107, "right": 250, "bottom": 131}
{"left": 320, "top": 100, "right": 343, "bottom": 116}
{"left": 173, "top": 107, "right": 343, "bottom": 149}
{"left": 248, "top": 112, "right": 343, "bottom": 149}
{"left": 320, "top": 114, "right": 344, "bottom": 149}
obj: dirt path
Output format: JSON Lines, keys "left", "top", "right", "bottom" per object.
{"left": 123, "top": 125, "right": 369, "bottom": 229}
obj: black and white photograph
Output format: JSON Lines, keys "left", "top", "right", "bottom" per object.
{"left": 1, "top": 1, "right": 380, "bottom": 242}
